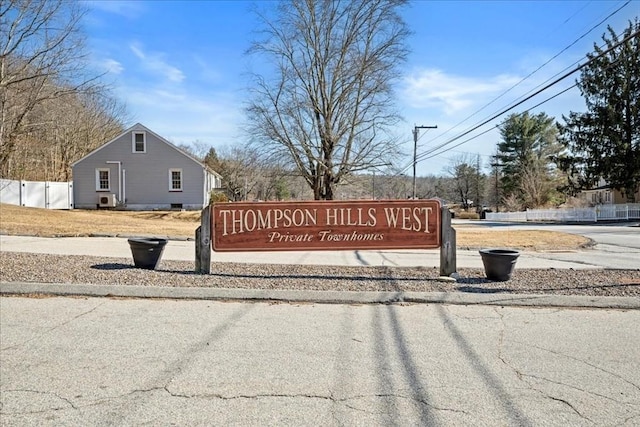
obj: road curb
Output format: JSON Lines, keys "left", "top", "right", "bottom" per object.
{"left": 2, "top": 282, "right": 639, "bottom": 309}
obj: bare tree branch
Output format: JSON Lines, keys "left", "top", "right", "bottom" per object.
{"left": 0, "top": 0, "right": 116, "bottom": 175}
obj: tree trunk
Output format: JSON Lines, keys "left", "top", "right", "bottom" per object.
{"left": 323, "top": 175, "right": 334, "bottom": 200}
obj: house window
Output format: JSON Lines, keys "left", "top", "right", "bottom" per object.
{"left": 132, "top": 132, "right": 146, "bottom": 153}
{"left": 169, "top": 169, "right": 182, "bottom": 191}
{"left": 96, "top": 168, "right": 110, "bottom": 191}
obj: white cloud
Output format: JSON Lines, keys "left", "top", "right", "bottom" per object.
{"left": 129, "top": 43, "right": 185, "bottom": 83}
{"left": 119, "top": 84, "right": 243, "bottom": 146}
{"left": 402, "top": 69, "right": 521, "bottom": 115}
{"left": 399, "top": 64, "right": 587, "bottom": 175}
{"left": 101, "top": 59, "right": 124, "bottom": 74}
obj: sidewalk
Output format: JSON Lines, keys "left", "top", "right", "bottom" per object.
{"left": 2, "top": 235, "right": 639, "bottom": 309}
{"left": 0, "top": 234, "right": 607, "bottom": 269}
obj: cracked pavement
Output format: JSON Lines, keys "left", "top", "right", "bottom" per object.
{"left": 1, "top": 296, "right": 639, "bottom": 426}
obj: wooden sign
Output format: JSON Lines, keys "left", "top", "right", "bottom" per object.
{"left": 211, "top": 200, "right": 441, "bottom": 252}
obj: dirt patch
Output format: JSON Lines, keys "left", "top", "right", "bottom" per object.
{"left": 0, "top": 203, "right": 591, "bottom": 251}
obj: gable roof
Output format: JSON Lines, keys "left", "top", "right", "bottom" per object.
{"left": 582, "top": 180, "right": 640, "bottom": 193}
{"left": 71, "top": 123, "right": 221, "bottom": 177}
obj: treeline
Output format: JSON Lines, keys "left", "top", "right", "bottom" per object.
{"left": 0, "top": 0, "right": 127, "bottom": 181}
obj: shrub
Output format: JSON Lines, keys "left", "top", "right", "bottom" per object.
{"left": 456, "top": 211, "right": 480, "bottom": 220}
{"left": 209, "top": 191, "right": 229, "bottom": 204}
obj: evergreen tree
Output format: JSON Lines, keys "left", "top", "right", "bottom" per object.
{"left": 203, "top": 147, "right": 223, "bottom": 172}
{"left": 496, "top": 112, "right": 562, "bottom": 208}
{"left": 557, "top": 20, "right": 640, "bottom": 201}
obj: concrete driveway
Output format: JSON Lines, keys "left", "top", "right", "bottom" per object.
{"left": 456, "top": 220, "right": 640, "bottom": 270}
{"left": 465, "top": 220, "right": 640, "bottom": 247}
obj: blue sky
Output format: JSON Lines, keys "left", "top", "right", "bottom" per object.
{"left": 84, "top": 0, "right": 638, "bottom": 176}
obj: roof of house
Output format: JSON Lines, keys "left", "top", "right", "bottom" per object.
{"left": 71, "top": 123, "right": 222, "bottom": 178}
{"left": 582, "top": 185, "right": 614, "bottom": 191}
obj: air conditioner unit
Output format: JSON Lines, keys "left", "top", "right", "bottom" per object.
{"left": 98, "top": 193, "right": 117, "bottom": 208}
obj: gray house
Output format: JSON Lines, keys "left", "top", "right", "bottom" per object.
{"left": 72, "top": 123, "right": 222, "bottom": 210}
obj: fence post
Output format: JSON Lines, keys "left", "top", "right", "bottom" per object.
{"left": 195, "top": 206, "right": 211, "bottom": 274}
{"left": 440, "top": 206, "right": 457, "bottom": 277}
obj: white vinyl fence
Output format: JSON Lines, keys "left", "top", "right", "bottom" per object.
{"left": 486, "top": 204, "right": 640, "bottom": 223}
{"left": 0, "top": 179, "right": 73, "bottom": 209}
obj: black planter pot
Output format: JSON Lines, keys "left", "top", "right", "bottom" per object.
{"left": 479, "top": 248, "right": 520, "bottom": 281}
{"left": 128, "top": 238, "right": 168, "bottom": 270}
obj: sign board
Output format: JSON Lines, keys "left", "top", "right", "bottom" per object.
{"left": 211, "top": 199, "right": 441, "bottom": 252}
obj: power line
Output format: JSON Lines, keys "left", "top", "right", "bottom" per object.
{"left": 420, "top": 83, "right": 578, "bottom": 163}
{"left": 408, "top": 1, "right": 632, "bottom": 160}
{"left": 557, "top": 1, "right": 592, "bottom": 27}
{"left": 471, "top": 1, "right": 632, "bottom": 132}
{"left": 402, "top": 26, "right": 639, "bottom": 174}
{"left": 481, "top": 0, "right": 631, "bottom": 114}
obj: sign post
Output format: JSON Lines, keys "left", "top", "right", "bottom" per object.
{"left": 195, "top": 206, "right": 211, "bottom": 274}
{"left": 440, "top": 205, "right": 456, "bottom": 276}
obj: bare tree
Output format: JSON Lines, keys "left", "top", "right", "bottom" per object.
{"left": 49, "top": 92, "right": 127, "bottom": 181}
{"left": 247, "top": 0, "right": 409, "bottom": 200}
{"left": 502, "top": 193, "right": 523, "bottom": 212}
{"left": 446, "top": 154, "right": 485, "bottom": 210}
{"left": 0, "top": 0, "right": 109, "bottom": 176}
{"left": 180, "top": 142, "right": 299, "bottom": 201}
{"left": 384, "top": 174, "right": 411, "bottom": 199}
{"left": 215, "top": 145, "right": 261, "bottom": 201}
{"left": 3, "top": 89, "right": 126, "bottom": 181}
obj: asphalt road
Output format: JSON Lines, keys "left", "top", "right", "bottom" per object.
{"left": 1, "top": 296, "right": 639, "bottom": 426}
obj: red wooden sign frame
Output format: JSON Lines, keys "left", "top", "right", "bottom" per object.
{"left": 211, "top": 199, "right": 441, "bottom": 252}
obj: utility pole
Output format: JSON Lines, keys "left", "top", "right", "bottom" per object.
{"left": 474, "top": 154, "right": 481, "bottom": 212}
{"left": 490, "top": 155, "right": 503, "bottom": 212}
{"left": 372, "top": 169, "right": 376, "bottom": 200}
{"left": 412, "top": 125, "right": 437, "bottom": 199}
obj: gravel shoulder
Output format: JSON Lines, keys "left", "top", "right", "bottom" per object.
{"left": 2, "top": 252, "right": 639, "bottom": 297}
